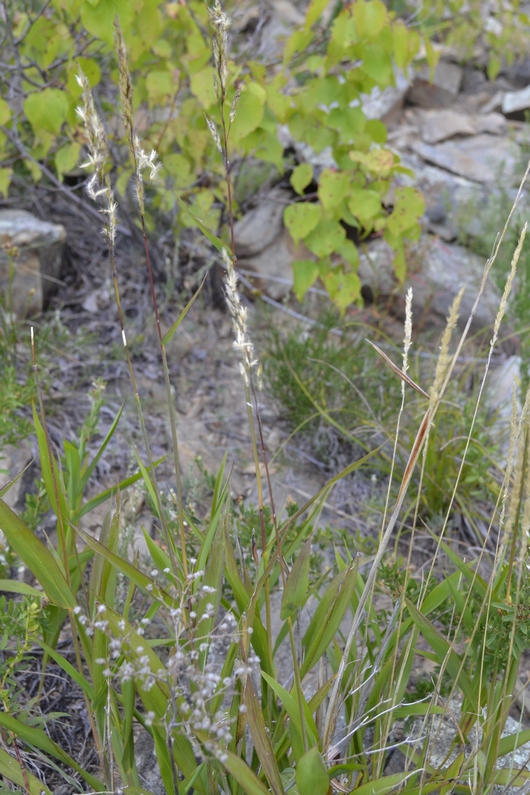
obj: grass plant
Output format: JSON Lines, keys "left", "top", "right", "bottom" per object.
{"left": 2, "top": 6, "right": 530, "bottom": 795}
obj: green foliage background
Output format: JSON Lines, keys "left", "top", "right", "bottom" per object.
{"left": 1, "top": 0, "right": 431, "bottom": 312}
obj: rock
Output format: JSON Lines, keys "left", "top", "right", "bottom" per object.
{"left": 473, "top": 112, "right": 507, "bottom": 135}
{"left": 412, "top": 134, "right": 520, "bottom": 184}
{"left": 234, "top": 186, "right": 289, "bottom": 258}
{"left": 400, "top": 156, "right": 489, "bottom": 240}
{"left": 0, "top": 440, "right": 33, "bottom": 513}
{"left": 480, "top": 90, "right": 504, "bottom": 114}
{"left": 0, "top": 210, "right": 66, "bottom": 318}
{"left": 484, "top": 355, "right": 521, "bottom": 455}
{"left": 418, "top": 109, "right": 476, "bottom": 143}
{"left": 408, "top": 60, "right": 463, "bottom": 108}
{"left": 277, "top": 124, "right": 337, "bottom": 172}
{"left": 502, "top": 85, "right": 530, "bottom": 118}
{"left": 237, "top": 228, "right": 308, "bottom": 300}
{"left": 358, "top": 236, "right": 502, "bottom": 333}
{"left": 362, "top": 70, "right": 411, "bottom": 125}
{"left": 500, "top": 57, "right": 530, "bottom": 88}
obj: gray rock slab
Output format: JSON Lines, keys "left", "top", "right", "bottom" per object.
{"left": 234, "top": 187, "right": 290, "bottom": 259}
{"left": 237, "top": 228, "right": 301, "bottom": 300}
{"left": 418, "top": 109, "right": 476, "bottom": 143}
{"left": 0, "top": 209, "right": 66, "bottom": 318}
{"left": 502, "top": 84, "right": 530, "bottom": 117}
{"left": 412, "top": 134, "right": 520, "bottom": 184}
{"left": 362, "top": 70, "right": 411, "bottom": 125}
{"left": 408, "top": 60, "right": 463, "bottom": 108}
{"left": 358, "top": 236, "right": 501, "bottom": 333}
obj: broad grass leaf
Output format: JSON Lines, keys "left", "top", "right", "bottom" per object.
{"left": 244, "top": 677, "right": 285, "bottom": 795}
{"left": 37, "top": 640, "right": 95, "bottom": 699}
{"left": 0, "top": 499, "right": 75, "bottom": 608}
{"left": 0, "top": 579, "right": 43, "bottom": 598}
{"left": 353, "top": 771, "right": 419, "bottom": 795}
{"left": 262, "top": 672, "right": 318, "bottom": 751}
{"left": 0, "top": 712, "right": 105, "bottom": 790}
{"left": 24, "top": 88, "right": 68, "bottom": 136}
{"left": 301, "top": 564, "right": 358, "bottom": 677}
{"left": 284, "top": 203, "right": 321, "bottom": 244}
{"left": 295, "top": 746, "right": 329, "bottom": 795}
{"left": 405, "top": 598, "right": 479, "bottom": 712}
{"left": 162, "top": 274, "right": 206, "bottom": 344}
{"left": 219, "top": 748, "right": 272, "bottom": 794}
{"left": 0, "top": 748, "right": 53, "bottom": 795}
{"left": 33, "top": 405, "right": 68, "bottom": 521}
{"left": 498, "top": 728, "right": 530, "bottom": 757}
{"left": 281, "top": 537, "right": 312, "bottom": 619}
{"left": 76, "top": 455, "right": 165, "bottom": 521}
{"left": 76, "top": 527, "right": 176, "bottom": 609}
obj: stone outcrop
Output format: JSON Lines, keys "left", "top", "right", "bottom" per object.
{"left": 0, "top": 209, "right": 66, "bottom": 318}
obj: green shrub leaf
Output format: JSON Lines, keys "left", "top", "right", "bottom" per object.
{"left": 24, "top": 89, "right": 68, "bottom": 136}
{"left": 284, "top": 203, "right": 321, "bottom": 244}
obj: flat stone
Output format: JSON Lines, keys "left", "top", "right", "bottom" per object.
{"left": 408, "top": 60, "right": 463, "bottom": 108}
{"left": 418, "top": 109, "right": 476, "bottom": 143}
{"left": 234, "top": 186, "right": 289, "bottom": 258}
{"left": 473, "top": 111, "right": 507, "bottom": 135}
{"left": 502, "top": 84, "right": 530, "bottom": 118}
{"left": 412, "top": 134, "right": 520, "bottom": 184}
{"left": 0, "top": 440, "right": 33, "bottom": 512}
{"left": 362, "top": 70, "right": 410, "bottom": 125}
{"left": 358, "top": 236, "right": 502, "bottom": 333}
{"left": 0, "top": 210, "right": 66, "bottom": 318}
{"left": 237, "top": 228, "right": 310, "bottom": 300}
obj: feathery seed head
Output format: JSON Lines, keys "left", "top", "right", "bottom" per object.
{"left": 208, "top": 0, "right": 230, "bottom": 102}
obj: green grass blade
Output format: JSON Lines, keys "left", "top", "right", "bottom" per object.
{"left": 76, "top": 455, "right": 165, "bottom": 521}
{"left": 76, "top": 526, "right": 176, "bottom": 608}
{"left": 219, "top": 747, "right": 274, "bottom": 795}
{"left": 405, "top": 598, "right": 479, "bottom": 712}
{"left": 161, "top": 274, "right": 207, "bottom": 344}
{"left": 0, "top": 579, "right": 44, "bottom": 598}
{"left": 0, "top": 499, "right": 76, "bottom": 608}
{"left": 0, "top": 747, "right": 53, "bottom": 795}
{"left": 80, "top": 401, "right": 125, "bottom": 490}
{"left": 0, "top": 711, "right": 105, "bottom": 790}
{"left": 244, "top": 676, "right": 285, "bottom": 794}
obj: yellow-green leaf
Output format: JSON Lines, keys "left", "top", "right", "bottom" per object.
{"left": 284, "top": 202, "right": 321, "bottom": 244}
{"left": 24, "top": 89, "right": 68, "bottom": 136}
{"left": 292, "top": 259, "right": 319, "bottom": 302}
{"left": 0, "top": 499, "right": 76, "bottom": 608}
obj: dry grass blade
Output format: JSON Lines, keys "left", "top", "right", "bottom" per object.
{"left": 366, "top": 339, "right": 430, "bottom": 399}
